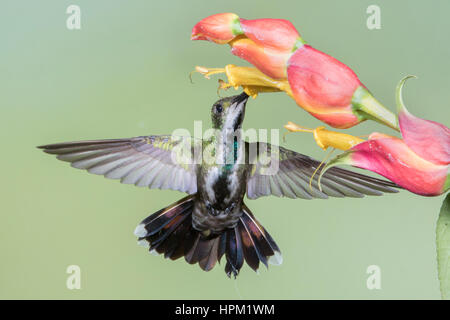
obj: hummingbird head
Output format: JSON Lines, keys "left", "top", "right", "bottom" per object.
{"left": 211, "top": 92, "right": 249, "bottom": 131}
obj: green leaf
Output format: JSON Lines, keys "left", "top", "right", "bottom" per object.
{"left": 437, "top": 194, "right": 450, "bottom": 299}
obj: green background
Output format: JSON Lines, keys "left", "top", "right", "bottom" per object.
{"left": 1, "top": 0, "right": 449, "bottom": 299}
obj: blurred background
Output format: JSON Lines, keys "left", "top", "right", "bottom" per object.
{"left": 1, "top": 0, "right": 449, "bottom": 299}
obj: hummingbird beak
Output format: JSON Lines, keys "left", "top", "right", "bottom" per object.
{"left": 233, "top": 92, "right": 249, "bottom": 105}
{"left": 225, "top": 92, "right": 249, "bottom": 131}
{"left": 230, "top": 91, "right": 249, "bottom": 113}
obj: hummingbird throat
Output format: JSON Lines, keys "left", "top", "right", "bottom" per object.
{"left": 214, "top": 132, "right": 241, "bottom": 172}
{"left": 223, "top": 138, "right": 239, "bottom": 171}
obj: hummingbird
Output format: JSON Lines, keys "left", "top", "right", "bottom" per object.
{"left": 38, "top": 92, "right": 398, "bottom": 277}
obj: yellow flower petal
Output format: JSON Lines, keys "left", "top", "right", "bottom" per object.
{"left": 284, "top": 121, "right": 365, "bottom": 151}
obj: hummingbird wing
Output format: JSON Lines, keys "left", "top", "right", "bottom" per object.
{"left": 246, "top": 142, "right": 399, "bottom": 199}
{"left": 38, "top": 135, "right": 200, "bottom": 194}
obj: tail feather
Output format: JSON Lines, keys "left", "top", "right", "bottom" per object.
{"left": 185, "top": 236, "right": 214, "bottom": 265}
{"left": 135, "top": 196, "right": 194, "bottom": 237}
{"left": 183, "top": 228, "right": 198, "bottom": 258}
{"left": 237, "top": 221, "right": 261, "bottom": 272}
{"left": 184, "top": 233, "right": 200, "bottom": 263}
{"left": 217, "top": 232, "right": 227, "bottom": 263}
{"left": 149, "top": 213, "right": 190, "bottom": 251}
{"left": 241, "top": 205, "right": 282, "bottom": 266}
{"left": 225, "top": 228, "right": 244, "bottom": 278}
{"left": 163, "top": 218, "right": 192, "bottom": 260}
{"left": 134, "top": 196, "right": 281, "bottom": 277}
{"left": 198, "top": 237, "right": 220, "bottom": 271}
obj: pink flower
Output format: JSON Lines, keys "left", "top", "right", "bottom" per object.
{"left": 319, "top": 77, "right": 449, "bottom": 196}
{"left": 191, "top": 13, "right": 241, "bottom": 44}
{"left": 287, "top": 45, "right": 362, "bottom": 128}
{"left": 239, "top": 18, "right": 300, "bottom": 51}
{"left": 191, "top": 13, "right": 398, "bottom": 130}
{"left": 230, "top": 38, "right": 290, "bottom": 79}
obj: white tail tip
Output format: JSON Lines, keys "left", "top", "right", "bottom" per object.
{"left": 137, "top": 240, "right": 149, "bottom": 248}
{"left": 268, "top": 251, "right": 283, "bottom": 266}
{"left": 134, "top": 224, "right": 147, "bottom": 237}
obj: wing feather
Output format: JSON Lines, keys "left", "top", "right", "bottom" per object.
{"left": 38, "top": 136, "right": 199, "bottom": 194}
{"left": 246, "top": 142, "right": 399, "bottom": 199}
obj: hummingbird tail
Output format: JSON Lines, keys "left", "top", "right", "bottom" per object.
{"left": 236, "top": 204, "right": 282, "bottom": 273}
{"left": 134, "top": 196, "right": 281, "bottom": 277}
{"left": 222, "top": 205, "right": 283, "bottom": 278}
{"left": 134, "top": 194, "right": 196, "bottom": 260}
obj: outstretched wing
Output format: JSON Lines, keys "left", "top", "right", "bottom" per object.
{"left": 38, "top": 135, "right": 200, "bottom": 194}
{"left": 246, "top": 142, "right": 399, "bottom": 199}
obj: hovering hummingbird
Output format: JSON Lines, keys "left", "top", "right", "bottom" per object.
{"left": 38, "top": 92, "right": 398, "bottom": 277}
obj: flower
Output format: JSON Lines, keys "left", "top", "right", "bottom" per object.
{"left": 284, "top": 122, "right": 365, "bottom": 151}
{"left": 396, "top": 77, "right": 450, "bottom": 166}
{"left": 229, "top": 38, "right": 290, "bottom": 80}
{"left": 191, "top": 13, "right": 398, "bottom": 130}
{"left": 309, "top": 77, "right": 449, "bottom": 196}
{"left": 287, "top": 45, "right": 363, "bottom": 128}
{"left": 191, "top": 13, "right": 241, "bottom": 44}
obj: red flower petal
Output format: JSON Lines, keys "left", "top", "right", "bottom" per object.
{"left": 348, "top": 134, "right": 448, "bottom": 196}
{"left": 309, "top": 111, "right": 359, "bottom": 129}
{"left": 191, "top": 13, "right": 241, "bottom": 44}
{"left": 230, "top": 38, "right": 289, "bottom": 79}
{"left": 239, "top": 18, "right": 301, "bottom": 52}
{"left": 287, "top": 45, "right": 362, "bottom": 127}
{"left": 396, "top": 77, "right": 450, "bottom": 165}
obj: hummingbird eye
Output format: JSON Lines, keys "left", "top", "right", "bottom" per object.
{"left": 215, "top": 104, "right": 223, "bottom": 114}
